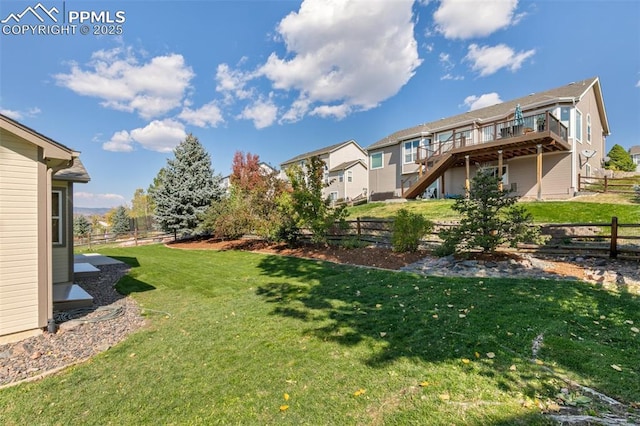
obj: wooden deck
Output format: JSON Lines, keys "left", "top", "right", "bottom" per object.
{"left": 404, "top": 112, "right": 570, "bottom": 199}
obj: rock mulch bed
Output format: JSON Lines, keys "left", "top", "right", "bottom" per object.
{"left": 0, "top": 263, "right": 145, "bottom": 388}
{"left": 401, "top": 253, "right": 640, "bottom": 291}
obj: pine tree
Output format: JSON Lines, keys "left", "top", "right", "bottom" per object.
{"left": 437, "top": 168, "right": 545, "bottom": 254}
{"left": 152, "top": 134, "right": 222, "bottom": 236}
{"left": 110, "top": 206, "right": 131, "bottom": 236}
{"left": 605, "top": 144, "right": 635, "bottom": 172}
{"left": 73, "top": 215, "right": 92, "bottom": 237}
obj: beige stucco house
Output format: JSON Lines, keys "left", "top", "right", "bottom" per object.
{"left": 629, "top": 146, "right": 640, "bottom": 172}
{"left": 0, "top": 113, "right": 90, "bottom": 343}
{"left": 367, "top": 77, "right": 610, "bottom": 201}
{"left": 280, "top": 140, "right": 368, "bottom": 203}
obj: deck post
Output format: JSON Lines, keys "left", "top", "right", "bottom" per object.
{"left": 465, "top": 155, "right": 470, "bottom": 197}
{"left": 497, "top": 150, "right": 503, "bottom": 191}
{"left": 536, "top": 144, "right": 543, "bottom": 200}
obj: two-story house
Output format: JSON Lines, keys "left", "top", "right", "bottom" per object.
{"left": 629, "top": 146, "right": 640, "bottom": 172}
{"left": 220, "top": 162, "right": 278, "bottom": 195}
{"left": 367, "top": 77, "right": 610, "bottom": 201}
{"left": 280, "top": 140, "right": 368, "bottom": 203}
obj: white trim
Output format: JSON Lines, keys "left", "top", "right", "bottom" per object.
{"left": 52, "top": 189, "right": 63, "bottom": 245}
{"left": 575, "top": 108, "right": 583, "bottom": 143}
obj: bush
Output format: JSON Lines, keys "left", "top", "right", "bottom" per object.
{"left": 437, "top": 169, "right": 547, "bottom": 255}
{"left": 391, "top": 208, "right": 433, "bottom": 252}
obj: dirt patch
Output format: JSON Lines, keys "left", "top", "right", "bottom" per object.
{"left": 168, "top": 238, "right": 427, "bottom": 270}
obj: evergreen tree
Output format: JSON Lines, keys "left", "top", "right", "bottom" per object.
{"left": 436, "top": 168, "right": 546, "bottom": 254}
{"left": 110, "top": 206, "right": 131, "bottom": 236}
{"left": 73, "top": 215, "right": 92, "bottom": 237}
{"left": 151, "top": 134, "right": 222, "bottom": 236}
{"left": 605, "top": 144, "right": 635, "bottom": 172}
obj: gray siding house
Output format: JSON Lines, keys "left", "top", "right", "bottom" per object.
{"left": 629, "top": 146, "right": 640, "bottom": 172}
{"left": 367, "top": 77, "right": 610, "bottom": 201}
{"left": 280, "top": 140, "right": 368, "bottom": 202}
{"left": 0, "top": 114, "right": 90, "bottom": 343}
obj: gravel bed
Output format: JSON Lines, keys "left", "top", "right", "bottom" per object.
{"left": 0, "top": 264, "right": 145, "bottom": 387}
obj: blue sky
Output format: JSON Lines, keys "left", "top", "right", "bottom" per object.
{"left": 1, "top": 0, "right": 639, "bottom": 208}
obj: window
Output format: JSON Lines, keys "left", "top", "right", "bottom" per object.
{"left": 404, "top": 140, "right": 420, "bottom": 163}
{"left": 339, "top": 172, "right": 344, "bottom": 183}
{"left": 52, "top": 190, "right": 63, "bottom": 245}
{"left": 585, "top": 163, "right": 592, "bottom": 178}
{"left": 370, "top": 152, "right": 383, "bottom": 169}
{"left": 329, "top": 192, "right": 338, "bottom": 202}
{"left": 483, "top": 165, "right": 508, "bottom": 184}
{"left": 347, "top": 170, "right": 353, "bottom": 182}
{"left": 586, "top": 114, "right": 591, "bottom": 144}
{"left": 575, "top": 109, "right": 582, "bottom": 142}
{"left": 560, "top": 107, "right": 571, "bottom": 137}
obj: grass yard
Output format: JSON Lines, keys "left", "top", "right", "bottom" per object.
{"left": 347, "top": 196, "right": 639, "bottom": 224}
{"left": 1, "top": 245, "right": 639, "bottom": 424}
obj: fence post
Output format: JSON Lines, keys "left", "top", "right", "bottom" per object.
{"left": 356, "top": 217, "right": 361, "bottom": 236}
{"left": 604, "top": 175, "right": 608, "bottom": 193}
{"left": 577, "top": 173, "right": 581, "bottom": 192}
{"left": 610, "top": 216, "right": 618, "bottom": 259}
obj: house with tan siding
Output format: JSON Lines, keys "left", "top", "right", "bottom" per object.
{"left": 367, "top": 77, "right": 610, "bottom": 201}
{"left": 0, "top": 114, "right": 90, "bottom": 343}
{"left": 280, "top": 140, "right": 368, "bottom": 202}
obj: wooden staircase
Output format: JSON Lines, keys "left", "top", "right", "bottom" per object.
{"left": 403, "top": 151, "right": 456, "bottom": 199}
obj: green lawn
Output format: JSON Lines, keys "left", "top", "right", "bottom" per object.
{"left": 348, "top": 198, "right": 639, "bottom": 224}
{"left": 1, "top": 245, "right": 639, "bottom": 424}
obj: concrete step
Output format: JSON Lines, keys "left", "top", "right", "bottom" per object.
{"left": 53, "top": 284, "right": 93, "bottom": 311}
{"left": 74, "top": 262, "right": 100, "bottom": 279}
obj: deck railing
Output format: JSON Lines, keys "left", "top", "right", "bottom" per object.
{"left": 417, "top": 111, "right": 568, "bottom": 164}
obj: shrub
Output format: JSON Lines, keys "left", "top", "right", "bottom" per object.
{"left": 437, "top": 168, "right": 547, "bottom": 255}
{"left": 391, "top": 208, "right": 433, "bottom": 252}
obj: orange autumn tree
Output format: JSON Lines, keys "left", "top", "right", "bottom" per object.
{"left": 201, "top": 151, "right": 287, "bottom": 240}
{"left": 230, "top": 151, "right": 266, "bottom": 192}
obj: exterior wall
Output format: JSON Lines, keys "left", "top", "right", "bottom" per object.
{"left": 0, "top": 135, "right": 42, "bottom": 336}
{"left": 574, "top": 88, "right": 607, "bottom": 178}
{"left": 368, "top": 146, "right": 403, "bottom": 200}
{"left": 326, "top": 163, "right": 368, "bottom": 201}
{"left": 52, "top": 180, "right": 72, "bottom": 284}
{"left": 328, "top": 143, "right": 366, "bottom": 169}
{"left": 347, "top": 163, "right": 368, "bottom": 200}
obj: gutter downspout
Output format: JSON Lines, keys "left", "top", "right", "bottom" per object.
{"left": 45, "top": 157, "right": 74, "bottom": 333}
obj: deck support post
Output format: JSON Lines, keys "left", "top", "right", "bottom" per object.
{"left": 465, "top": 155, "right": 470, "bottom": 198}
{"left": 497, "top": 150, "right": 503, "bottom": 191}
{"left": 536, "top": 144, "right": 543, "bottom": 200}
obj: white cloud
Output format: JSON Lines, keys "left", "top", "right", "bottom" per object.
{"left": 441, "top": 73, "right": 464, "bottom": 81}
{"left": 220, "top": 0, "right": 421, "bottom": 126}
{"left": 215, "top": 63, "right": 253, "bottom": 102}
{"left": 0, "top": 106, "right": 41, "bottom": 120}
{"left": 178, "top": 102, "right": 224, "bottom": 128}
{"left": 55, "top": 47, "right": 194, "bottom": 119}
{"left": 238, "top": 98, "right": 278, "bottom": 129}
{"left": 463, "top": 92, "right": 503, "bottom": 110}
{"left": 636, "top": 80, "right": 640, "bottom": 88}
{"left": 74, "top": 192, "right": 126, "bottom": 208}
{"left": 439, "top": 52, "right": 454, "bottom": 70}
{"left": 434, "top": 0, "right": 520, "bottom": 39}
{"left": 103, "top": 130, "right": 134, "bottom": 152}
{"left": 258, "top": 0, "right": 421, "bottom": 117}
{"left": 103, "top": 119, "right": 186, "bottom": 153}
{"left": 310, "top": 104, "right": 351, "bottom": 120}
{"left": 465, "top": 43, "right": 535, "bottom": 76}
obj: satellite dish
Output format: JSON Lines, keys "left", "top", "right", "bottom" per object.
{"left": 581, "top": 149, "right": 596, "bottom": 159}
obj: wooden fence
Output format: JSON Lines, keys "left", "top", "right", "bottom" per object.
{"left": 312, "top": 217, "right": 640, "bottom": 259}
{"left": 577, "top": 174, "right": 639, "bottom": 194}
{"left": 74, "top": 230, "right": 174, "bottom": 249}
